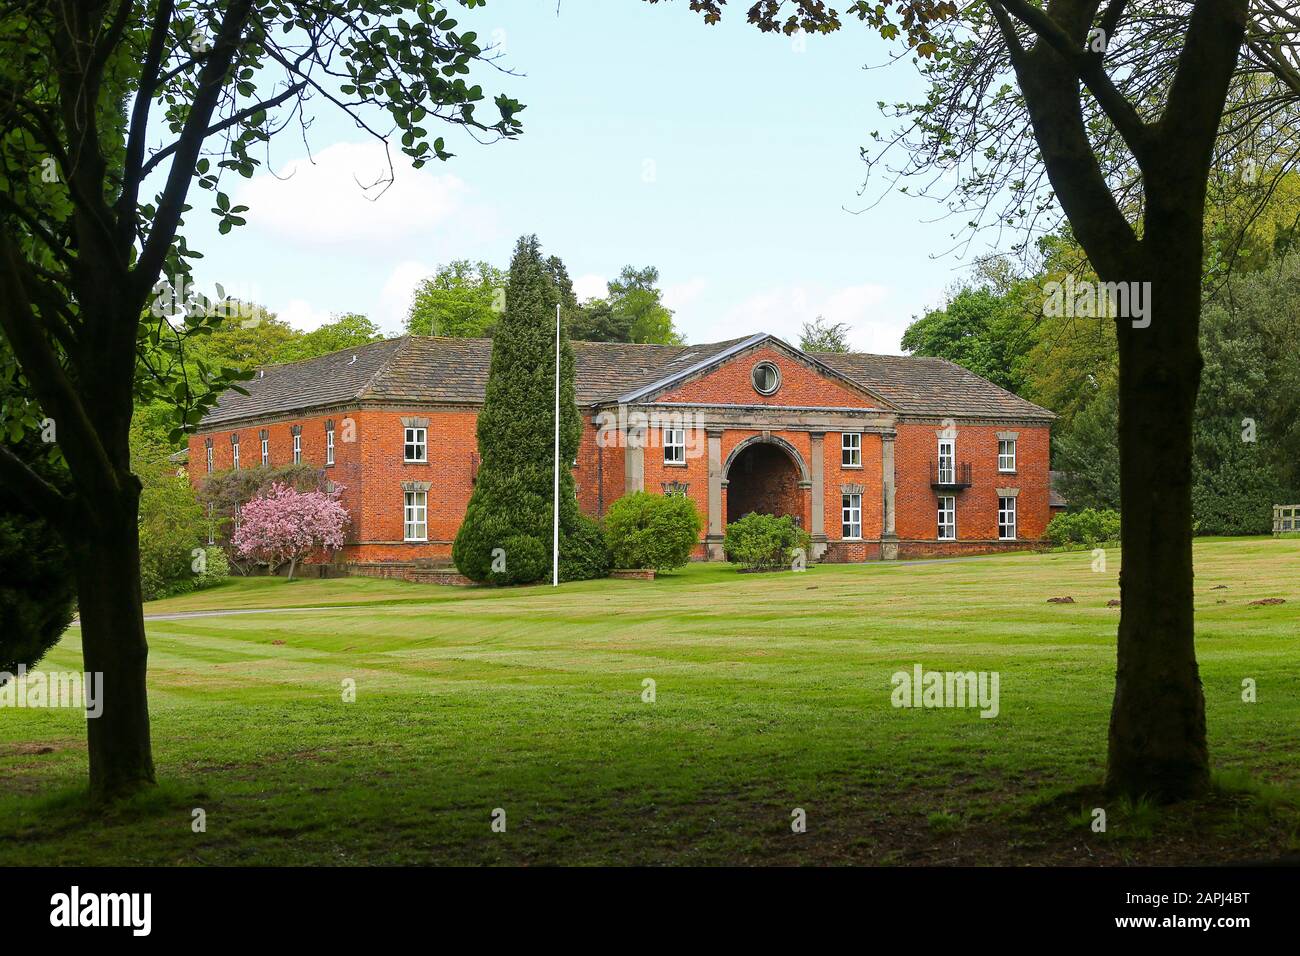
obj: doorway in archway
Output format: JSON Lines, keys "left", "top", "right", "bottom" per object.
{"left": 726, "top": 442, "right": 803, "bottom": 525}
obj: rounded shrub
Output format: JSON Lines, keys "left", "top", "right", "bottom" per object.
{"left": 0, "top": 507, "right": 75, "bottom": 675}
{"left": 195, "top": 545, "right": 230, "bottom": 589}
{"left": 722, "top": 512, "right": 811, "bottom": 571}
{"left": 1044, "top": 508, "right": 1121, "bottom": 548}
{"left": 560, "top": 512, "right": 611, "bottom": 582}
{"left": 603, "top": 491, "right": 703, "bottom": 571}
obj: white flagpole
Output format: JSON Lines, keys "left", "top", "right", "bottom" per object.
{"left": 552, "top": 302, "right": 561, "bottom": 587}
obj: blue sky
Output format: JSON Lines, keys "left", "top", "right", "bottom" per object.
{"left": 169, "top": 0, "right": 982, "bottom": 353}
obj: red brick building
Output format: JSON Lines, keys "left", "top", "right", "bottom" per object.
{"left": 187, "top": 333, "right": 1054, "bottom": 565}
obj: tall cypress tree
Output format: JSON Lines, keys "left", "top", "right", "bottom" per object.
{"left": 453, "top": 236, "right": 608, "bottom": 584}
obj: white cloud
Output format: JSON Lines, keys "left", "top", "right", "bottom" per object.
{"left": 675, "top": 282, "right": 895, "bottom": 352}
{"left": 234, "top": 141, "right": 485, "bottom": 248}
{"left": 572, "top": 273, "right": 608, "bottom": 302}
{"left": 663, "top": 277, "right": 707, "bottom": 312}
{"left": 277, "top": 298, "right": 333, "bottom": 331}
{"left": 376, "top": 260, "right": 434, "bottom": 334}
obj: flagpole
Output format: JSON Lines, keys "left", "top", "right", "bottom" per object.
{"left": 552, "top": 302, "right": 561, "bottom": 587}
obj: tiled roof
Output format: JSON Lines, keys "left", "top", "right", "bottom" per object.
{"left": 202, "top": 336, "right": 407, "bottom": 426}
{"left": 575, "top": 336, "right": 753, "bottom": 405}
{"left": 815, "top": 351, "right": 1053, "bottom": 420}
{"left": 199, "top": 334, "right": 1054, "bottom": 427}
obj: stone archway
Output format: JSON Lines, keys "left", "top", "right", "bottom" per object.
{"left": 723, "top": 436, "right": 809, "bottom": 526}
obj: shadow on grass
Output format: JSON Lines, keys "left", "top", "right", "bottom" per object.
{"left": 0, "top": 780, "right": 208, "bottom": 842}
{"left": 1023, "top": 770, "right": 1300, "bottom": 864}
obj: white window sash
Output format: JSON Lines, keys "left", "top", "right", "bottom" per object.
{"left": 404, "top": 427, "right": 427, "bottom": 462}
{"left": 404, "top": 491, "right": 428, "bottom": 541}
{"left": 998, "top": 497, "right": 1017, "bottom": 540}
{"left": 842, "top": 433, "right": 861, "bottom": 467}
{"left": 663, "top": 428, "right": 685, "bottom": 464}
{"left": 326, "top": 430, "right": 335, "bottom": 465}
{"left": 938, "top": 496, "right": 956, "bottom": 540}
{"left": 998, "top": 439, "right": 1016, "bottom": 472}
{"left": 841, "top": 493, "right": 862, "bottom": 539}
{"left": 937, "top": 438, "right": 954, "bottom": 484}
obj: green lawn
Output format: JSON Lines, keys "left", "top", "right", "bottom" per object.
{"left": 2, "top": 538, "right": 1297, "bottom": 865}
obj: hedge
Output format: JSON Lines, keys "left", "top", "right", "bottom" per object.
{"left": 604, "top": 492, "right": 703, "bottom": 571}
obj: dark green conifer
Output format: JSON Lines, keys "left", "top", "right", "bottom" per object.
{"left": 453, "top": 235, "right": 607, "bottom": 583}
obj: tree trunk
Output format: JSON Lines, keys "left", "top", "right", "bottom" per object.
{"left": 1106, "top": 236, "right": 1210, "bottom": 801}
{"left": 70, "top": 486, "right": 156, "bottom": 802}
{"left": 287, "top": 556, "right": 296, "bottom": 581}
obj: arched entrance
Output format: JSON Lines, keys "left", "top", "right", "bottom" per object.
{"left": 724, "top": 436, "right": 809, "bottom": 526}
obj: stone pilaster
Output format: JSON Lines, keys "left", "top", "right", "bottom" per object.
{"left": 881, "top": 432, "right": 899, "bottom": 560}
{"left": 809, "top": 431, "right": 827, "bottom": 560}
{"left": 625, "top": 425, "right": 645, "bottom": 494}
{"left": 706, "top": 429, "right": 724, "bottom": 560}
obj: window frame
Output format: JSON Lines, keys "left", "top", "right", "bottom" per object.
{"left": 261, "top": 437, "right": 269, "bottom": 466}
{"left": 292, "top": 433, "right": 302, "bottom": 464}
{"left": 663, "top": 427, "right": 686, "bottom": 465}
{"left": 841, "top": 432, "right": 862, "bottom": 468}
{"left": 937, "top": 496, "right": 956, "bottom": 541}
{"left": 205, "top": 445, "right": 213, "bottom": 474}
{"left": 404, "top": 426, "right": 428, "bottom": 463}
{"left": 998, "top": 438, "right": 1017, "bottom": 473}
{"left": 326, "top": 427, "right": 335, "bottom": 466}
{"left": 231, "top": 441, "right": 240, "bottom": 471}
{"left": 841, "top": 492, "right": 862, "bottom": 540}
{"left": 403, "top": 490, "right": 428, "bottom": 542}
{"left": 751, "top": 361, "right": 781, "bottom": 396}
{"left": 998, "top": 496, "right": 1017, "bottom": 540}
{"left": 937, "top": 437, "right": 955, "bottom": 484}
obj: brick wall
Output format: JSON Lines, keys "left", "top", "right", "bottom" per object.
{"left": 657, "top": 346, "right": 875, "bottom": 408}
{"left": 187, "top": 407, "right": 365, "bottom": 547}
{"left": 639, "top": 423, "right": 705, "bottom": 516}
{"left": 352, "top": 408, "right": 479, "bottom": 556}
{"left": 893, "top": 421, "right": 1051, "bottom": 553}
{"left": 824, "top": 430, "right": 883, "bottom": 544}
{"left": 187, "top": 367, "right": 1051, "bottom": 565}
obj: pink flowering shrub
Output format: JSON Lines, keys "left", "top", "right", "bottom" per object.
{"left": 230, "top": 482, "right": 349, "bottom": 580}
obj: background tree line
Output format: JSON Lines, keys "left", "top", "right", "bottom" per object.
{"left": 899, "top": 176, "right": 1300, "bottom": 535}
{"left": 405, "top": 258, "right": 682, "bottom": 344}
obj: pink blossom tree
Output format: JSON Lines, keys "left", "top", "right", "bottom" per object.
{"left": 231, "top": 483, "right": 349, "bottom": 580}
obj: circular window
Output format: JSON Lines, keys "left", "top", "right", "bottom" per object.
{"left": 751, "top": 361, "right": 781, "bottom": 396}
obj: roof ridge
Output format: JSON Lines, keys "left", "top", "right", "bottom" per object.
{"left": 615, "top": 333, "right": 769, "bottom": 404}
{"left": 813, "top": 348, "right": 944, "bottom": 362}
{"left": 201, "top": 331, "right": 1058, "bottom": 426}
{"left": 356, "top": 336, "right": 414, "bottom": 401}
{"left": 254, "top": 333, "right": 402, "bottom": 372}
{"left": 927, "top": 356, "right": 1054, "bottom": 416}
